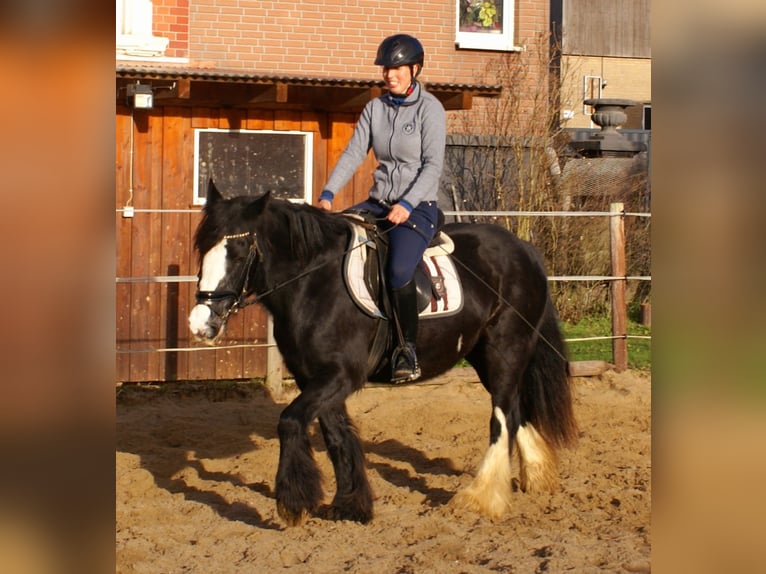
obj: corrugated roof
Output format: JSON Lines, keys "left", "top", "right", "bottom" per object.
{"left": 115, "top": 63, "right": 503, "bottom": 96}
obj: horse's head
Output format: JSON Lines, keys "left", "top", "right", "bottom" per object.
{"left": 188, "top": 180, "right": 266, "bottom": 343}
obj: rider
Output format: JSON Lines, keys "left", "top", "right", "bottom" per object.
{"left": 317, "top": 33, "right": 446, "bottom": 383}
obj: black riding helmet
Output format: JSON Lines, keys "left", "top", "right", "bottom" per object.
{"left": 374, "top": 34, "right": 424, "bottom": 76}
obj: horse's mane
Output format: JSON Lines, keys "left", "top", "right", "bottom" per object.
{"left": 260, "top": 198, "right": 351, "bottom": 263}
{"left": 193, "top": 193, "right": 351, "bottom": 265}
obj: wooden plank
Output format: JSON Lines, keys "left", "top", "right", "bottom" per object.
{"left": 220, "top": 108, "right": 247, "bottom": 131}
{"left": 160, "top": 107, "right": 192, "bottom": 381}
{"left": 178, "top": 110, "right": 198, "bottom": 381}
{"left": 353, "top": 148, "right": 376, "bottom": 207}
{"left": 145, "top": 110, "right": 168, "bottom": 381}
{"left": 191, "top": 107, "right": 219, "bottom": 129}
{"left": 274, "top": 109, "right": 302, "bottom": 131}
{"left": 327, "top": 113, "right": 357, "bottom": 210}
{"left": 126, "top": 110, "right": 158, "bottom": 380}
{"left": 216, "top": 311, "right": 246, "bottom": 380}
{"left": 115, "top": 109, "right": 133, "bottom": 382}
{"left": 568, "top": 360, "right": 611, "bottom": 377}
{"left": 610, "top": 202, "right": 627, "bottom": 371}
{"left": 245, "top": 108, "right": 275, "bottom": 130}
{"left": 302, "top": 111, "right": 327, "bottom": 203}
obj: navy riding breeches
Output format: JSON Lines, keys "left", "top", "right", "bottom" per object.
{"left": 351, "top": 199, "right": 438, "bottom": 289}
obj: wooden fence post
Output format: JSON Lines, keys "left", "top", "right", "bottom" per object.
{"left": 265, "top": 314, "right": 283, "bottom": 397}
{"left": 610, "top": 202, "right": 628, "bottom": 371}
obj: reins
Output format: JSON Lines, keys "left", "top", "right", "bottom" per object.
{"left": 389, "top": 219, "right": 569, "bottom": 364}
{"left": 195, "top": 221, "right": 388, "bottom": 317}
{"left": 196, "top": 215, "right": 567, "bottom": 364}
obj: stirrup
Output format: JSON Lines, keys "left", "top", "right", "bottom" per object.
{"left": 391, "top": 344, "right": 421, "bottom": 383}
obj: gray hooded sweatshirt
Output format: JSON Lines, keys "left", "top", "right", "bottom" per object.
{"left": 322, "top": 81, "right": 446, "bottom": 211}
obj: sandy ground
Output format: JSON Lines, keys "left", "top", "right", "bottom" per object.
{"left": 116, "top": 368, "right": 651, "bottom": 573}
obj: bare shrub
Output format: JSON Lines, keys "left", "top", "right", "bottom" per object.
{"left": 442, "top": 32, "right": 651, "bottom": 322}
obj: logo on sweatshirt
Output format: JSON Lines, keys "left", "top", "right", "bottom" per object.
{"left": 402, "top": 122, "right": 415, "bottom": 135}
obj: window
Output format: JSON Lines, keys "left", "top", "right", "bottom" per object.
{"left": 642, "top": 104, "right": 651, "bottom": 130}
{"left": 455, "top": 0, "right": 521, "bottom": 52}
{"left": 193, "top": 129, "right": 314, "bottom": 206}
{"left": 116, "top": 0, "right": 169, "bottom": 57}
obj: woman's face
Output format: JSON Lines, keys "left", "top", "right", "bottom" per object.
{"left": 382, "top": 64, "right": 416, "bottom": 95}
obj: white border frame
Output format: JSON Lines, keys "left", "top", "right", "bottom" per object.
{"left": 193, "top": 128, "right": 314, "bottom": 206}
{"left": 642, "top": 104, "right": 651, "bottom": 130}
{"left": 455, "top": 0, "right": 522, "bottom": 52}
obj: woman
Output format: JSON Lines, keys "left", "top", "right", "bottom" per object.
{"left": 317, "top": 33, "right": 446, "bottom": 383}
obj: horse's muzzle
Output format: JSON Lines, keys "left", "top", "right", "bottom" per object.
{"left": 188, "top": 303, "right": 226, "bottom": 343}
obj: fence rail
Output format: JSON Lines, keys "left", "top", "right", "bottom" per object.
{"left": 116, "top": 203, "right": 650, "bottom": 375}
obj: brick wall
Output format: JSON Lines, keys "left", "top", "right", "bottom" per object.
{"left": 154, "top": 0, "right": 190, "bottom": 58}
{"left": 146, "top": 0, "right": 549, "bottom": 84}
{"left": 145, "top": 0, "right": 553, "bottom": 133}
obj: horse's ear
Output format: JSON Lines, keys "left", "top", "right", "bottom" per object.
{"left": 206, "top": 179, "right": 223, "bottom": 205}
{"left": 244, "top": 190, "right": 272, "bottom": 220}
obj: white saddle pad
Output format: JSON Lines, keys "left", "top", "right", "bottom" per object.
{"left": 343, "top": 222, "right": 463, "bottom": 319}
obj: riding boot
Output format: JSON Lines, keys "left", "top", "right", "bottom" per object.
{"left": 390, "top": 280, "right": 421, "bottom": 383}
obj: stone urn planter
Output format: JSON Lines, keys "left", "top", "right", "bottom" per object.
{"left": 571, "top": 98, "right": 645, "bottom": 157}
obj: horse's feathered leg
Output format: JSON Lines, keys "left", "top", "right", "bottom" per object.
{"left": 451, "top": 333, "right": 528, "bottom": 517}
{"left": 275, "top": 354, "right": 372, "bottom": 525}
{"left": 275, "top": 395, "right": 325, "bottom": 526}
{"left": 452, "top": 405, "right": 515, "bottom": 518}
{"left": 452, "top": 308, "right": 548, "bottom": 517}
{"left": 515, "top": 421, "right": 559, "bottom": 493}
{"left": 453, "top": 299, "right": 576, "bottom": 517}
{"left": 318, "top": 404, "right": 374, "bottom": 523}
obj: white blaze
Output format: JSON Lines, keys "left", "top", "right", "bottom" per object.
{"left": 188, "top": 239, "right": 228, "bottom": 337}
{"left": 198, "top": 239, "right": 228, "bottom": 291}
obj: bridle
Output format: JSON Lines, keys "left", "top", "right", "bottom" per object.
{"left": 194, "top": 231, "right": 261, "bottom": 320}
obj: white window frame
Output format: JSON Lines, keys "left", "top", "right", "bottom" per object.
{"left": 116, "top": 0, "right": 170, "bottom": 58}
{"left": 642, "top": 104, "right": 651, "bottom": 130}
{"left": 455, "top": 0, "right": 522, "bottom": 52}
{"left": 193, "top": 129, "right": 314, "bottom": 206}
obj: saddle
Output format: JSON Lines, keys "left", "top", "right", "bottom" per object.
{"left": 340, "top": 210, "right": 463, "bottom": 380}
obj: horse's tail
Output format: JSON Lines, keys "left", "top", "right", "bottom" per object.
{"left": 520, "top": 300, "right": 578, "bottom": 449}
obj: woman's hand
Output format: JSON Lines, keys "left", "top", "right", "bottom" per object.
{"left": 386, "top": 203, "right": 411, "bottom": 225}
{"left": 318, "top": 199, "right": 333, "bottom": 211}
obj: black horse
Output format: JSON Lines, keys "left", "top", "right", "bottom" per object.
{"left": 189, "top": 181, "right": 577, "bottom": 525}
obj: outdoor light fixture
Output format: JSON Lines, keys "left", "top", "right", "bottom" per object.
{"left": 126, "top": 82, "right": 154, "bottom": 109}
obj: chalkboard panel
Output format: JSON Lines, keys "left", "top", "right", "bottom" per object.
{"left": 193, "top": 129, "right": 313, "bottom": 205}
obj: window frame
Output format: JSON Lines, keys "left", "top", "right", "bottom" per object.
{"left": 116, "top": 0, "right": 170, "bottom": 58}
{"left": 455, "top": 0, "right": 522, "bottom": 52}
{"left": 642, "top": 104, "right": 651, "bottom": 130}
{"left": 192, "top": 128, "right": 314, "bottom": 206}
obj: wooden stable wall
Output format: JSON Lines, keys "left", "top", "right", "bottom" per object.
{"left": 116, "top": 105, "right": 375, "bottom": 382}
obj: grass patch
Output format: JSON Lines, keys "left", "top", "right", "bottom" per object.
{"left": 562, "top": 316, "right": 651, "bottom": 370}
{"left": 452, "top": 316, "right": 651, "bottom": 372}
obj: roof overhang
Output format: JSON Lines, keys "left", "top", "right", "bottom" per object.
{"left": 116, "top": 64, "right": 502, "bottom": 112}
